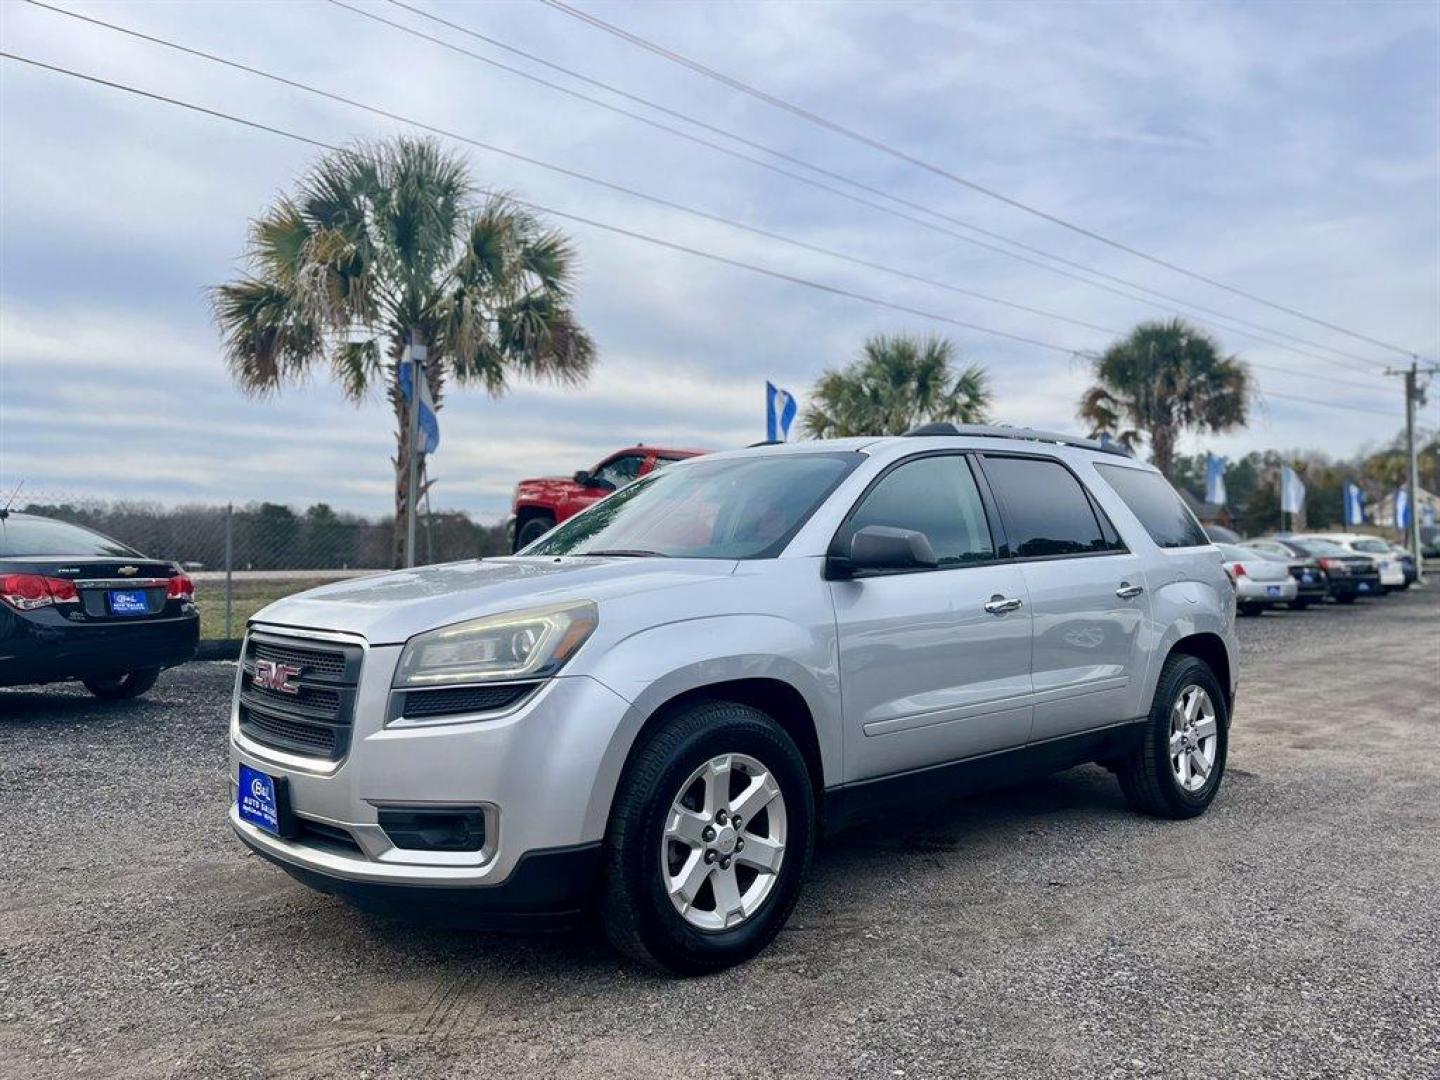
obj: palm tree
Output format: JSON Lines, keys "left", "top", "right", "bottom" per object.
{"left": 1078, "top": 319, "right": 1251, "bottom": 479}
{"left": 801, "top": 334, "right": 990, "bottom": 438}
{"left": 212, "top": 137, "right": 596, "bottom": 566}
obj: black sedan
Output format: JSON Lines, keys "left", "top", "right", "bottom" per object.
{"left": 1250, "top": 536, "right": 1383, "bottom": 603}
{"left": 0, "top": 511, "right": 198, "bottom": 699}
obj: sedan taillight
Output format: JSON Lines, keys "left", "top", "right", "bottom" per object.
{"left": 1231, "top": 563, "right": 1247, "bottom": 578}
{"left": 0, "top": 573, "right": 81, "bottom": 610}
{"left": 1318, "top": 558, "right": 1348, "bottom": 575}
{"left": 167, "top": 573, "right": 195, "bottom": 601}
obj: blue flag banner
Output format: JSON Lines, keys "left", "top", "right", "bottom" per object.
{"left": 1343, "top": 483, "right": 1364, "bottom": 527}
{"left": 766, "top": 381, "right": 797, "bottom": 442}
{"left": 1394, "top": 488, "right": 1411, "bottom": 530}
{"left": 1280, "top": 465, "right": 1306, "bottom": 515}
{"left": 399, "top": 351, "right": 440, "bottom": 455}
{"left": 1204, "top": 454, "right": 1227, "bottom": 506}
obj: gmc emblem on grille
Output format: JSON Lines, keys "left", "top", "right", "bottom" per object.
{"left": 253, "top": 659, "right": 301, "bottom": 695}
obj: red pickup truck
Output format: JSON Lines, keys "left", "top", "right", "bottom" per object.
{"left": 510, "top": 445, "right": 706, "bottom": 551}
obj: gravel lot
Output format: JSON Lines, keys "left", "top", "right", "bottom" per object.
{"left": 3, "top": 587, "right": 1437, "bottom": 1079}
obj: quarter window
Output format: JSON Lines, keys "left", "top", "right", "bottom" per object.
{"left": 982, "top": 455, "right": 1114, "bottom": 558}
{"left": 842, "top": 455, "right": 995, "bottom": 565}
{"left": 1094, "top": 463, "right": 1209, "bottom": 549}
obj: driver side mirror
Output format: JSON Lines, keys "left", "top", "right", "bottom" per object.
{"left": 827, "top": 525, "right": 939, "bottom": 579}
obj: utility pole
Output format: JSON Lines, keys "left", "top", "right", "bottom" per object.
{"left": 1385, "top": 357, "right": 1437, "bottom": 585}
{"left": 404, "top": 331, "right": 426, "bottom": 569}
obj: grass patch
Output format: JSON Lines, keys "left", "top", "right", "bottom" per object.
{"left": 194, "top": 577, "right": 338, "bottom": 640}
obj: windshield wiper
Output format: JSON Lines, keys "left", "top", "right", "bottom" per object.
{"left": 581, "top": 548, "right": 669, "bottom": 558}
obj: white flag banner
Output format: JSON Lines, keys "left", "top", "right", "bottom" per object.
{"left": 1280, "top": 465, "right": 1306, "bottom": 515}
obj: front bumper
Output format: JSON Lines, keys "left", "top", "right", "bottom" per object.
{"left": 230, "top": 637, "right": 632, "bottom": 908}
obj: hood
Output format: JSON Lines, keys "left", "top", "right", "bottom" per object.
{"left": 251, "top": 556, "right": 737, "bottom": 644}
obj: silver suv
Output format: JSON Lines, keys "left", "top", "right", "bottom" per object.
{"left": 230, "top": 425, "right": 1237, "bottom": 972}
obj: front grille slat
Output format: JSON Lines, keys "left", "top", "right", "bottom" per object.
{"left": 239, "top": 632, "right": 362, "bottom": 761}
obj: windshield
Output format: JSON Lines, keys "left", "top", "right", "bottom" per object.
{"left": 526, "top": 452, "right": 861, "bottom": 559}
{"left": 0, "top": 515, "right": 141, "bottom": 558}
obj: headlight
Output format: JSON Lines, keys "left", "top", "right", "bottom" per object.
{"left": 392, "top": 601, "right": 598, "bottom": 688}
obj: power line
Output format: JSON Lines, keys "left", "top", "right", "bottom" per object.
{"left": 0, "top": 50, "right": 1401, "bottom": 422}
{"left": 540, "top": 0, "right": 1427, "bottom": 361}
{"left": 23, "top": 1, "right": 1386, "bottom": 397}
{"left": 1261, "top": 390, "right": 1399, "bottom": 418}
{"left": 16, "top": 0, "right": 1113, "bottom": 339}
{"left": 326, "top": 0, "right": 1387, "bottom": 378}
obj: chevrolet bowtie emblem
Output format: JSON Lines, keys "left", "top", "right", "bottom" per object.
{"left": 117, "top": 566, "right": 139, "bottom": 576}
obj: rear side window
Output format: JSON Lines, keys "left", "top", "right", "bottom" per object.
{"left": 1095, "top": 463, "right": 1209, "bottom": 549}
{"left": 981, "top": 455, "right": 1115, "bottom": 558}
{"left": 842, "top": 455, "right": 995, "bottom": 566}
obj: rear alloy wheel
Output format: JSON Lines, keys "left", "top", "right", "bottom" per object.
{"left": 82, "top": 668, "right": 160, "bottom": 701}
{"left": 1117, "top": 654, "right": 1228, "bottom": 819}
{"left": 600, "top": 700, "right": 813, "bottom": 974}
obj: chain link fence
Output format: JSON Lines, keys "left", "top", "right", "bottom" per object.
{"left": 12, "top": 491, "right": 509, "bottom": 641}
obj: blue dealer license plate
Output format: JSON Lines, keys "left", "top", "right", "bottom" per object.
{"left": 108, "top": 589, "right": 148, "bottom": 615}
{"left": 1266, "top": 585, "right": 1282, "bottom": 597}
{"left": 238, "top": 764, "right": 282, "bottom": 835}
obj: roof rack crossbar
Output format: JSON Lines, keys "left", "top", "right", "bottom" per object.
{"left": 902, "top": 422, "right": 1133, "bottom": 457}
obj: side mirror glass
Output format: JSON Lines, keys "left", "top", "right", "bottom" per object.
{"left": 830, "top": 525, "right": 939, "bottom": 578}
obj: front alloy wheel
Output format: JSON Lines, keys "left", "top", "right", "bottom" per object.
{"left": 600, "top": 700, "right": 813, "bottom": 974}
{"left": 663, "top": 753, "right": 787, "bottom": 931}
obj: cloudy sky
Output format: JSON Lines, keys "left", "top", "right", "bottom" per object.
{"left": 2, "top": 0, "right": 1437, "bottom": 521}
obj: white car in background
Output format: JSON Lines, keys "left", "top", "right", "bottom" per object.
{"left": 1216, "top": 543, "right": 1298, "bottom": 616}
{"left": 1297, "top": 533, "right": 1406, "bottom": 592}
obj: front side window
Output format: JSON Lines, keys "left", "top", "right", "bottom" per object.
{"left": 0, "top": 515, "right": 141, "bottom": 558}
{"left": 528, "top": 453, "right": 860, "bottom": 559}
{"left": 593, "top": 453, "right": 646, "bottom": 490}
{"left": 1094, "top": 463, "right": 1210, "bottom": 549}
{"left": 1351, "top": 538, "right": 1391, "bottom": 555}
{"left": 983, "top": 455, "right": 1115, "bottom": 558}
{"left": 839, "top": 455, "right": 995, "bottom": 566}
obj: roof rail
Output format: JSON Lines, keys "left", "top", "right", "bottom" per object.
{"left": 902, "top": 422, "right": 1133, "bottom": 457}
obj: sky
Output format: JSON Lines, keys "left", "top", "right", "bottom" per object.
{"left": 2, "top": 0, "right": 1437, "bottom": 522}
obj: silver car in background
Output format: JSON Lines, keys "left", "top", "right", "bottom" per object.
{"left": 228, "top": 425, "right": 1238, "bottom": 973}
{"left": 1217, "top": 543, "right": 1298, "bottom": 615}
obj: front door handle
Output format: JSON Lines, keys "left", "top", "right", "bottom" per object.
{"left": 984, "top": 595, "right": 1023, "bottom": 615}
{"left": 1115, "top": 582, "right": 1145, "bottom": 599}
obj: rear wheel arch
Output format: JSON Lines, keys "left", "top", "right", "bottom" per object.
{"left": 1168, "top": 632, "right": 1232, "bottom": 715}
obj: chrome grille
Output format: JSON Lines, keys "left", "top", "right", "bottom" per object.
{"left": 239, "top": 631, "right": 362, "bottom": 761}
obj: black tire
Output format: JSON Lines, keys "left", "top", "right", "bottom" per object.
{"left": 1116, "top": 654, "right": 1228, "bottom": 820}
{"left": 1237, "top": 602, "right": 1264, "bottom": 617}
{"left": 82, "top": 668, "right": 161, "bottom": 700}
{"left": 1288, "top": 598, "right": 1310, "bottom": 611}
{"left": 514, "top": 513, "right": 555, "bottom": 552}
{"left": 599, "top": 700, "right": 814, "bottom": 975}
{"left": 1335, "top": 593, "right": 1357, "bottom": 604}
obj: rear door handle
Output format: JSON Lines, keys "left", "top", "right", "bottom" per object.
{"left": 984, "top": 595, "right": 1023, "bottom": 615}
{"left": 1115, "top": 583, "right": 1145, "bottom": 599}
